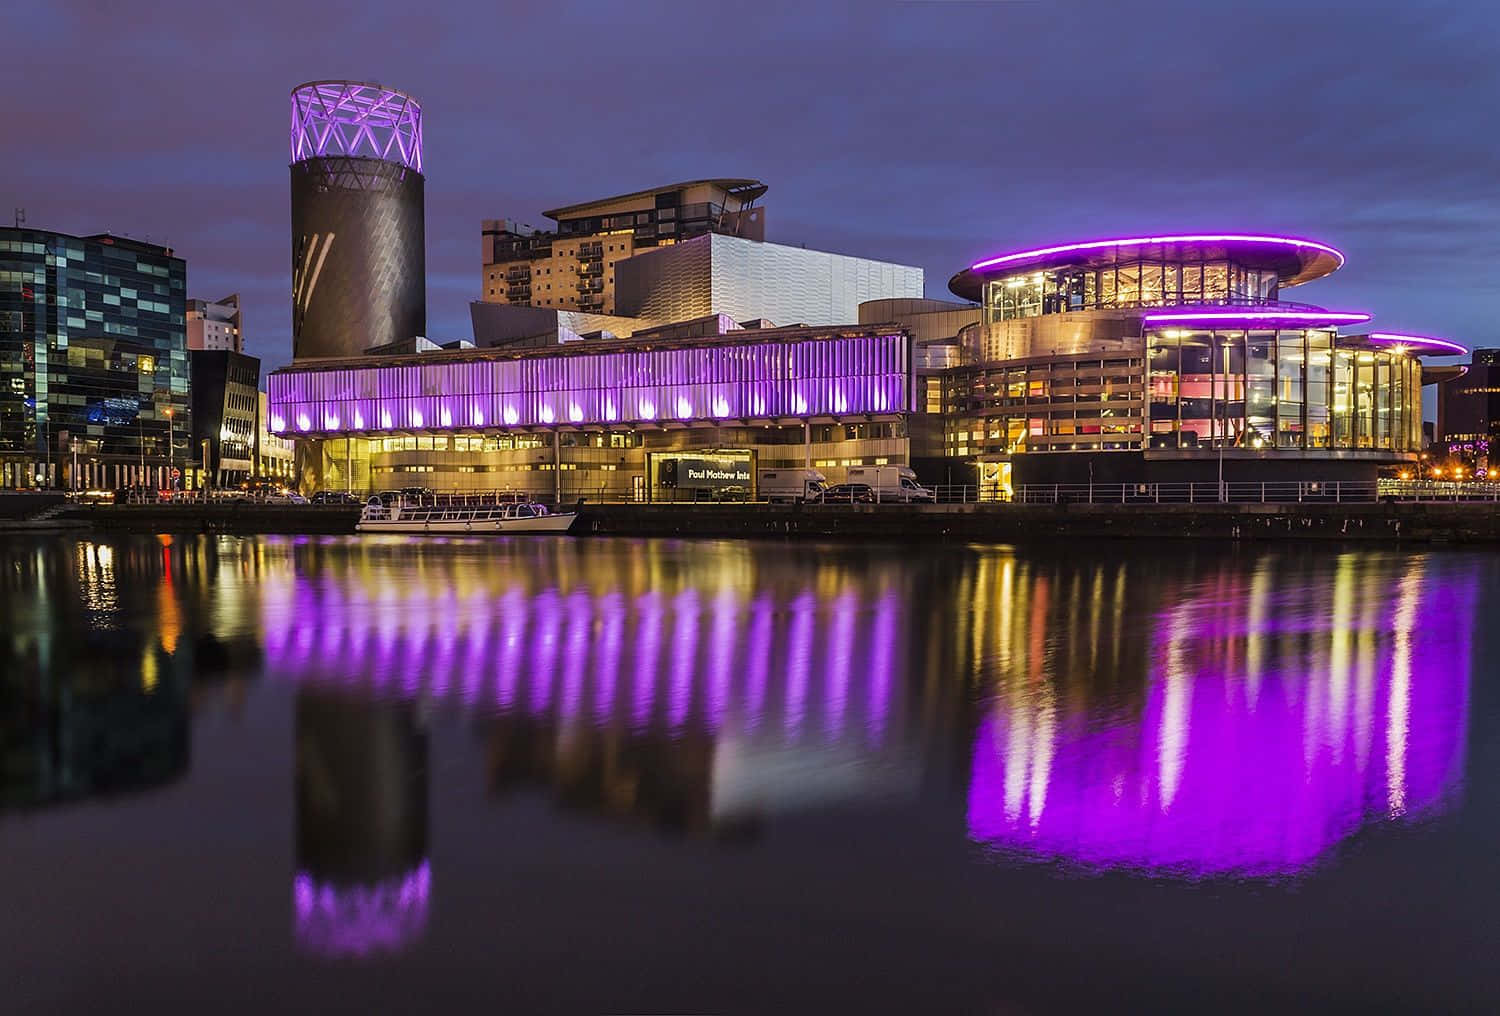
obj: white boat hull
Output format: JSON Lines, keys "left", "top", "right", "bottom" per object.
{"left": 357, "top": 512, "right": 578, "bottom": 535}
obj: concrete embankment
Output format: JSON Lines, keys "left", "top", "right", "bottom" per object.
{"left": 64, "top": 504, "right": 361, "bottom": 534}
{"left": 577, "top": 501, "right": 1500, "bottom": 544}
{"left": 11, "top": 500, "right": 1500, "bottom": 544}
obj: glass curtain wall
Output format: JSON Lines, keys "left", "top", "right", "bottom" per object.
{"left": 1146, "top": 328, "right": 1420, "bottom": 453}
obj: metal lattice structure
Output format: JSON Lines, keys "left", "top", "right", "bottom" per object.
{"left": 290, "top": 80, "right": 423, "bottom": 172}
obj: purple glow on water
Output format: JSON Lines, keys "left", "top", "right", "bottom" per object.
{"left": 669, "top": 589, "right": 700, "bottom": 729}
{"left": 496, "top": 589, "right": 526, "bottom": 707}
{"left": 867, "top": 591, "right": 899, "bottom": 744}
{"left": 267, "top": 334, "right": 910, "bottom": 435}
{"left": 528, "top": 590, "right": 561, "bottom": 714}
{"left": 825, "top": 591, "right": 858, "bottom": 737}
{"left": 633, "top": 591, "right": 663, "bottom": 728}
{"left": 966, "top": 568, "right": 1474, "bottom": 878}
{"left": 594, "top": 594, "right": 625, "bottom": 721}
{"left": 745, "top": 593, "right": 774, "bottom": 730}
{"left": 560, "top": 590, "right": 591, "bottom": 719}
{"left": 260, "top": 565, "right": 921, "bottom": 755}
{"left": 785, "top": 592, "right": 816, "bottom": 737}
{"left": 292, "top": 861, "right": 431, "bottom": 958}
{"left": 707, "top": 587, "right": 739, "bottom": 731}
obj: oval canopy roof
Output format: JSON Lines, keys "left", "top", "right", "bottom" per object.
{"left": 948, "top": 233, "right": 1345, "bottom": 302}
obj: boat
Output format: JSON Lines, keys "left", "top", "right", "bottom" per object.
{"left": 356, "top": 496, "right": 579, "bottom": 535}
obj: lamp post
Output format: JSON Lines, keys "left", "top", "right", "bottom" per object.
{"left": 70, "top": 438, "right": 79, "bottom": 494}
{"left": 1217, "top": 337, "right": 1232, "bottom": 503}
{"left": 165, "top": 408, "right": 174, "bottom": 490}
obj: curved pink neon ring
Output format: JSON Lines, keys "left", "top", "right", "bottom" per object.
{"left": 971, "top": 234, "right": 1345, "bottom": 273}
{"left": 1366, "top": 332, "right": 1469, "bottom": 356}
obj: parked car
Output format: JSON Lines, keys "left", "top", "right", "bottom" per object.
{"left": 712, "top": 485, "right": 751, "bottom": 502}
{"left": 263, "top": 491, "right": 310, "bottom": 505}
{"left": 310, "top": 490, "right": 361, "bottom": 505}
{"left": 817, "top": 483, "right": 877, "bottom": 504}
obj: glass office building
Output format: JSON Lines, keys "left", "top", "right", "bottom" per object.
{"left": 0, "top": 227, "right": 188, "bottom": 490}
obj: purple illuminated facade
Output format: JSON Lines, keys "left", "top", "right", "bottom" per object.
{"left": 268, "top": 330, "right": 911, "bottom": 436}
{"left": 967, "top": 560, "right": 1475, "bottom": 878}
{"left": 938, "top": 230, "right": 1462, "bottom": 483}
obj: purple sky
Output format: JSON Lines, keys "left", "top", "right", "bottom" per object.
{"left": 4, "top": 0, "right": 1496, "bottom": 375}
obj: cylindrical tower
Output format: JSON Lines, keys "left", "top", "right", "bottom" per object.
{"left": 289, "top": 80, "right": 426, "bottom": 360}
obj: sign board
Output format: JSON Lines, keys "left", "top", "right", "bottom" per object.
{"left": 661, "top": 456, "right": 751, "bottom": 490}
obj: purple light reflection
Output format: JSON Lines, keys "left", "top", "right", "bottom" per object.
{"left": 967, "top": 565, "right": 1474, "bottom": 878}
{"left": 259, "top": 565, "right": 913, "bottom": 753}
{"left": 292, "top": 861, "right": 431, "bottom": 958}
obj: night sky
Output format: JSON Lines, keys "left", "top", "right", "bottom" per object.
{"left": 3, "top": 0, "right": 1495, "bottom": 376}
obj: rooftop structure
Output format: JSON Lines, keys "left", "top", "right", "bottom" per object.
{"left": 186, "top": 294, "right": 242, "bottom": 353}
{"left": 481, "top": 178, "right": 768, "bottom": 315}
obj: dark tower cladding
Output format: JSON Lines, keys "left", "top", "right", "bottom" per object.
{"left": 289, "top": 80, "right": 426, "bottom": 360}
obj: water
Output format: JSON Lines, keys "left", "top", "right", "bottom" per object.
{"left": 2, "top": 534, "right": 1497, "bottom": 1013}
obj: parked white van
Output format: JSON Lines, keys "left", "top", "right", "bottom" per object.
{"left": 844, "top": 465, "right": 935, "bottom": 503}
{"left": 758, "top": 468, "right": 829, "bottom": 503}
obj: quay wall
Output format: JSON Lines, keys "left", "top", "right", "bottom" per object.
{"left": 24, "top": 501, "right": 1500, "bottom": 544}
{"left": 577, "top": 502, "right": 1500, "bottom": 545}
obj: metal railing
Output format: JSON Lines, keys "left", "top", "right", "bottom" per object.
{"left": 1005, "top": 480, "right": 1500, "bottom": 505}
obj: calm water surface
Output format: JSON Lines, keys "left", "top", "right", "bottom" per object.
{"left": 2, "top": 534, "right": 1497, "bottom": 1013}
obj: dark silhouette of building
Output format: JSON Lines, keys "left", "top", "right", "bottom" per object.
{"left": 1436, "top": 348, "right": 1500, "bottom": 453}
{"left": 189, "top": 349, "right": 260, "bottom": 486}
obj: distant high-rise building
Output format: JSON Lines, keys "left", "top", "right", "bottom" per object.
{"left": 187, "top": 293, "right": 242, "bottom": 352}
{"left": 480, "top": 179, "right": 768, "bottom": 316}
{"left": 289, "top": 80, "right": 425, "bottom": 359}
{"left": 0, "top": 226, "right": 188, "bottom": 490}
{"left": 1436, "top": 348, "right": 1500, "bottom": 448}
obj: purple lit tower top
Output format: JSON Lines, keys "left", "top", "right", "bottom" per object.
{"left": 290, "top": 81, "right": 423, "bottom": 172}
{"left": 289, "top": 80, "right": 426, "bottom": 361}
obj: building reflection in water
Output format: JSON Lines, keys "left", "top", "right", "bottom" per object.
{"left": 0, "top": 537, "right": 264, "bottom": 812}
{"left": 294, "top": 692, "right": 430, "bottom": 957}
{"left": 966, "top": 552, "right": 1476, "bottom": 878}
{"left": 260, "top": 540, "right": 958, "bottom": 838}
{"left": 257, "top": 538, "right": 1479, "bottom": 882}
